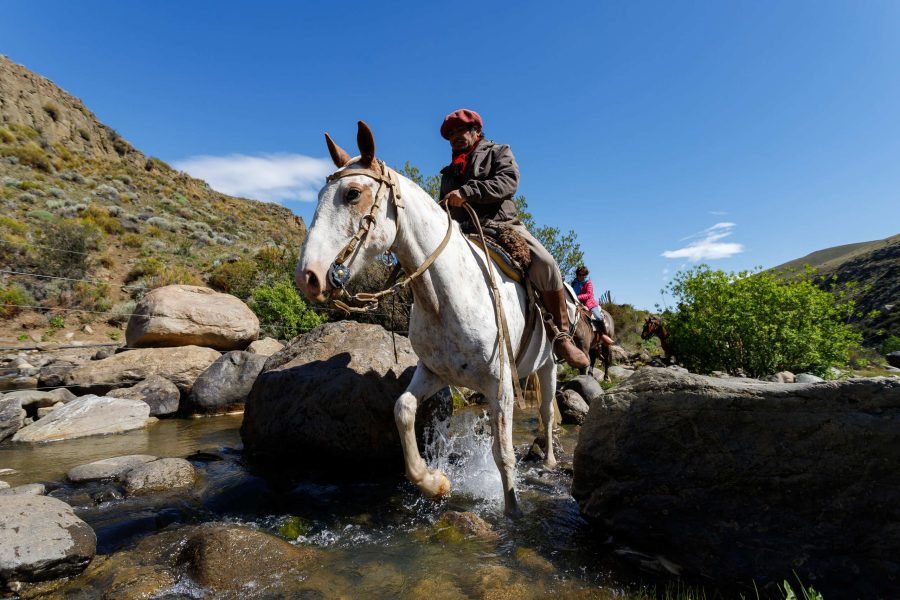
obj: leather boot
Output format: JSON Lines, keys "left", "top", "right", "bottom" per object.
{"left": 540, "top": 289, "right": 589, "bottom": 369}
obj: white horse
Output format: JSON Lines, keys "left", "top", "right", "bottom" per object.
{"left": 295, "top": 122, "right": 558, "bottom": 517}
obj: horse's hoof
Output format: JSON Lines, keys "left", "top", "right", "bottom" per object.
{"left": 420, "top": 469, "right": 451, "bottom": 499}
{"left": 504, "top": 490, "right": 523, "bottom": 519}
{"left": 543, "top": 457, "right": 557, "bottom": 470}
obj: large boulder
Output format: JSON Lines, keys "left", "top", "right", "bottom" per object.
{"left": 107, "top": 375, "right": 181, "bottom": 416}
{"left": 183, "top": 351, "right": 268, "bottom": 415}
{"left": 0, "top": 495, "right": 96, "bottom": 584}
{"left": 12, "top": 395, "right": 151, "bottom": 442}
{"left": 572, "top": 367, "right": 900, "bottom": 598}
{"left": 62, "top": 346, "right": 221, "bottom": 395}
{"left": 126, "top": 285, "right": 259, "bottom": 350}
{"left": 241, "top": 321, "right": 451, "bottom": 472}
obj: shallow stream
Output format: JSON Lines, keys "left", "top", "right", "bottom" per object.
{"left": 0, "top": 407, "right": 665, "bottom": 599}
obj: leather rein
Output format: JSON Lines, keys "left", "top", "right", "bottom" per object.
{"left": 322, "top": 160, "right": 525, "bottom": 408}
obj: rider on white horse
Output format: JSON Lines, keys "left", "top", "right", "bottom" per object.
{"left": 439, "top": 108, "right": 590, "bottom": 369}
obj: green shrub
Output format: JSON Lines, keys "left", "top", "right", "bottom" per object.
{"left": 207, "top": 259, "right": 260, "bottom": 299}
{"left": 39, "top": 220, "right": 101, "bottom": 278}
{"left": 43, "top": 102, "right": 61, "bottom": 121}
{"left": 27, "top": 209, "right": 55, "bottom": 222}
{"left": 147, "top": 265, "right": 202, "bottom": 289}
{"left": 0, "top": 216, "right": 27, "bottom": 234}
{"left": 250, "top": 278, "right": 325, "bottom": 340}
{"left": 122, "top": 233, "right": 143, "bottom": 248}
{"left": 0, "top": 283, "right": 33, "bottom": 317}
{"left": 254, "top": 245, "right": 296, "bottom": 282}
{"left": 126, "top": 257, "right": 164, "bottom": 283}
{"left": 664, "top": 265, "right": 860, "bottom": 377}
{"left": 882, "top": 335, "right": 900, "bottom": 356}
{"left": 0, "top": 127, "right": 14, "bottom": 143}
{"left": 0, "top": 141, "right": 53, "bottom": 171}
{"left": 108, "top": 301, "right": 136, "bottom": 326}
{"left": 73, "top": 281, "right": 112, "bottom": 314}
{"left": 80, "top": 204, "right": 123, "bottom": 234}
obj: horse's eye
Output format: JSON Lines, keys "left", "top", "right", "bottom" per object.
{"left": 345, "top": 188, "right": 361, "bottom": 203}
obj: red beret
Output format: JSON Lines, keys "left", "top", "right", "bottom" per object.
{"left": 440, "top": 109, "right": 483, "bottom": 139}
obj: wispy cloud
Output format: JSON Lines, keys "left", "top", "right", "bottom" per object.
{"left": 662, "top": 222, "right": 744, "bottom": 261}
{"left": 173, "top": 153, "right": 333, "bottom": 203}
{"left": 708, "top": 210, "right": 728, "bottom": 216}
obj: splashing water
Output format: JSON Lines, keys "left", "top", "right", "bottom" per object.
{"left": 423, "top": 408, "right": 504, "bottom": 508}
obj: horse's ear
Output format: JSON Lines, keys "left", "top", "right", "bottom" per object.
{"left": 325, "top": 132, "right": 351, "bottom": 168}
{"left": 357, "top": 121, "right": 376, "bottom": 168}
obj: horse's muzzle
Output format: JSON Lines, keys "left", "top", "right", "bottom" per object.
{"left": 296, "top": 267, "right": 328, "bottom": 303}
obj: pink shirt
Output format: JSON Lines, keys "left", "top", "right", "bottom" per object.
{"left": 573, "top": 278, "right": 598, "bottom": 310}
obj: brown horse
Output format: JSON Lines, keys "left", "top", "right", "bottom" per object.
{"left": 641, "top": 315, "right": 672, "bottom": 361}
{"left": 572, "top": 305, "right": 616, "bottom": 380}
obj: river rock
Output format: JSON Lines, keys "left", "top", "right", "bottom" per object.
{"left": 555, "top": 389, "right": 589, "bottom": 425}
{"left": 62, "top": 346, "right": 221, "bottom": 395}
{"left": 246, "top": 337, "right": 284, "bottom": 356}
{"left": 122, "top": 458, "right": 196, "bottom": 495}
{"left": 559, "top": 375, "right": 603, "bottom": 406}
{"left": 241, "top": 321, "right": 451, "bottom": 472}
{"left": 0, "top": 483, "right": 46, "bottom": 496}
{"left": 107, "top": 375, "right": 180, "bottom": 416}
{"left": 0, "top": 495, "right": 96, "bottom": 584}
{"left": 606, "top": 365, "right": 635, "bottom": 381}
{"left": 183, "top": 351, "right": 267, "bottom": 415}
{"left": 888, "top": 351, "right": 900, "bottom": 368}
{"left": 177, "top": 523, "right": 318, "bottom": 593}
{"left": 0, "top": 396, "right": 26, "bottom": 443}
{"left": 126, "top": 284, "right": 259, "bottom": 350}
{"left": 12, "top": 395, "right": 150, "bottom": 442}
{"left": 67, "top": 454, "right": 159, "bottom": 483}
{"left": 796, "top": 373, "right": 825, "bottom": 384}
{"left": 572, "top": 367, "right": 900, "bottom": 598}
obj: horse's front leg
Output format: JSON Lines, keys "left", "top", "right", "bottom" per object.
{"left": 488, "top": 379, "right": 521, "bottom": 519}
{"left": 394, "top": 363, "right": 450, "bottom": 499}
{"left": 537, "top": 358, "right": 558, "bottom": 470}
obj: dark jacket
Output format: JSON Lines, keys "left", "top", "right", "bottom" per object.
{"left": 440, "top": 139, "right": 520, "bottom": 226}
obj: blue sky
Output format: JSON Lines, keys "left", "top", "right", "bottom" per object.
{"left": 2, "top": 1, "right": 898, "bottom": 310}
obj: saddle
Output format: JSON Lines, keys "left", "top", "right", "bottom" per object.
{"left": 465, "top": 226, "right": 531, "bottom": 284}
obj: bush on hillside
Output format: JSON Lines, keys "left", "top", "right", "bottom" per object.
{"left": 882, "top": 335, "right": 900, "bottom": 356}
{"left": 664, "top": 265, "right": 860, "bottom": 377}
{"left": 39, "top": 220, "right": 101, "bottom": 279}
{"left": 249, "top": 278, "right": 326, "bottom": 340}
{"left": 0, "top": 283, "right": 33, "bottom": 317}
{"left": 208, "top": 259, "right": 260, "bottom": 300}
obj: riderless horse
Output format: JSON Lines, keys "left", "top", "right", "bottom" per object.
{"left": 295, "top": 122, "right": 566, "bottom": 517}
{"left": 641, "top": 315, "right": 672, "bottom": 361}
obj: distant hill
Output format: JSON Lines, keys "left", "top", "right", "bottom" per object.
{"left": 771, "top": 234, "right": 900, "bottom": 347}
{"left": 0, "top": 55, "right": 306, "bottom": 344}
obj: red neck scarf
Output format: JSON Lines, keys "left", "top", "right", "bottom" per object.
{"left": 450, "top": 138, "right": 481, "bottom": 178}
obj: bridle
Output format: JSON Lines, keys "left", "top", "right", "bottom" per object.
{"left": 320, "top": 158, "right": 525, "bottom": 408}
{"left": 322, "top": 159, "right": 453, "bottom": 314}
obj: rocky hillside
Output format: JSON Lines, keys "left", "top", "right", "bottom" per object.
{"left": 0, "top": 55, "right": 306, "bottom": 345}
{"left": 772, "top": 234, "right": 900, "bottom": 346}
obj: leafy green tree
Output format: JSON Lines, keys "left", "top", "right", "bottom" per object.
{"left": 514, "top": 195, "right": 583, "bottom": 281}
{"left": 664, "top": 265, "right": 861, "bottom": 377}
{"left": 249, "top": 279, "right": 326, "bottom": 340}
{"left": 401, "top": 162, "right": 441, "bottom": 200}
